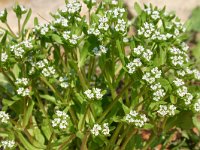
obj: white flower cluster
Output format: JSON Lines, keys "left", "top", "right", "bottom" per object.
{"left": 10, "top": 40, "right": 33, "bottom": 58}
{"left": 91, "top": 123, "right": 110, "bottom": 136}
{"left": 133, "top": 45, "right": 153, "bottom": 61}
{"left": 144, "top": 6, "right": 160, "bottom": 20}
{"left": 157, "top": 104, "right": 176, "bottom": 117}
{"left": 61, "top": 0, "right": 81, "bottom": 14}
{"left": 63, "top": 31, "right": 79, "bottom": 45}
{"left": 176, "top": 67, "right": 200, "bottom": 80}
{"left": 142, "top": 67, "right": 162, "bottom": 84}
{"left": 138, "top": 22, "right": 173, "bottom": 41}
{"left": 150, "top": 82, "right": 166, "bottom": 101}
{"left": 15, "top": 78, "right": 30, "bottom": 97}
{"left": 59, "top": 77, "right": 69, "bottom": 88}
{"left": 125, "top": 110, "right": 148, "bottom": 127}
{"left": 169, "top": 46, "right": 188, "bottom": 67}
{"left": 173, "top": 78, "right": 193, "bottom": 105}
{"left": 126, "top": 58, "right": 142, "bottom": 74}
{"left": 1, "top": 140, "right": 15, "bottom": 149}
{"left": 88, "top": 23, "right": 100, "bottom": 36}
{"left": 34, "top": 24, "right": 49, "bottom": 35}
{"left": 115, "top": 19, "right": 126, "bottom": 32}
{"left": 0, "top": 111, "right": 9, "bottom": 123}
{"left": 98, "top": 16, "right": 109, "bottom": 31}
{"left": 1, "top": 52, "right": 8, "bottom": 62}
{"left": 53, "top": 16, "right": 69, "bottom": 27}
{"left": 36, "top": 59, "right": 56, "bottom": 77}
{"left": 107, "top": 7, "right": 125, "bottom": 18}
{"left": 93, "top": 45, "right": 108, "bottom": 56}
{"left": 194, "top": 99, "right": 200, "bottom": 112}
{"left": 52, "top": 110, "right": 69, "bottom": 129}
{"left": 84, "top": 88, "right": 104, "bottom": 100}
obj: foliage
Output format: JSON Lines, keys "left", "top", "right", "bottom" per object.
{"left": 0, "top": 0, "right": 200, "bottom": 149}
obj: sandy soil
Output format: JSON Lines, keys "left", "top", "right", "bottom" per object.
{"left": 0, "top": 0, "right": 200, "bottom": 32}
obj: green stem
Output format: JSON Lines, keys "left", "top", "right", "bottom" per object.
{"left": 80, "top": 104, "right": 90, "bottom": 131}
{"left": 143, "top": 133, "right": 157, "bottom": 150}
{"left": 120, "top": 128, "right": 137, "bottom": 150}
{"left": 97, "top": 80, "right": 133, "bottom": 123}
{"left": 5, "top": 22, "right": 17, "bottom": 38}
{"left": 80, "top": 131, "right": 90, "bottom": 150}
{"left": 106, "top": 123, "right": 123, "bottom": 150}
{"left": 18, "top": 18, "right": 21, "bottom": 35}
{"left": 58, "top": 134, "right": 76, "bottom": 150}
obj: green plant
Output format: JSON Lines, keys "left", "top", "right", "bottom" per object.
{"left": 0, "top": 0, "right": 200, "bottom": 149}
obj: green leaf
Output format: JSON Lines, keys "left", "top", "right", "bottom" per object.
{"left": 41, "top": 119, "right": 52, "bottom": 140}
{"left": 23, "top": 100, "right": 35, "bottom": 128}
{"left": 134, "top": 2, "right": 142, "bottom": 15}
{"left": 40, "top": 94, "right": 56, "bottom": 104}
{"left": 193, "top": 114, "right": 200, "bottom": 131}
{"left": 17, "top": 132, "right": 43, "bottom": 150}
{"left": 78, "top": 41, "right": 89, "bottom": 68}
{"left": 21, "top": 9, "right": 32, "bottom": 32}
{"left": 187, "top": 7, "right": 200, "bottom": 32}
{"left": 51, "top": 34, "right": 63, "bottom": 44}
{"left": 116, "top": 40, "right": 125, "bottom": 66}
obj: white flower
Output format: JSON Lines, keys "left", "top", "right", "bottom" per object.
{"left": 84, "top": 89, "right": 94, "bottom": 99}
{"left": 133, "top": 45, "right": 145, "bottom": 55}
{"left": 150, "top": 83, "right": 161, "bottom": 90}
{"left": 142, "top": 49, "right": 153, "bottom": 61}
{"left": 91, "top": 124, "right": 102, "bottom": 136}
{"left": 115, "top": 19, "right": 126, "bottom": 32}
{"left": 177, "top": 86, "right": 188, "bottom": 97}
{"left": 184, "top": 93, "right": 193, "bottom": 105}
{"left": 52, "top": 110, "right": 69, "bottom": 129}
{"left": 193, "top": 69, "right": 200, "bottom": 80}
{"left": 151, "top": 67, "right": 161, "bottom": 78}
{"left": 194, "top": 99, "right": 200, "bottom": 112}
{"left": 0, "top": 111, "right": 9, "bottom": 123}
{"left": 126, "top": 58, "right": 142, "bottom": 74}
{"left": 157, "top": 105, "right": 168, "bottom": 116}
{"left": 42, "top": 66, "right": 56, "bottom": 77}
{"left": 168, "top": 105, "right": 176, "bottom": 116}
{"left": 15, "top": 78, "right": 29, "bottom": 86}
{"left": 59, "top": 77, "right": 69, "bottom": 88}
{"left": 173, "top": 78, "right": 184, "bottom": 87}
{"left": 151, "top": 11, "right": 160, "bottom": 20}
{"left": 102, "top": 123, "right": 110, "bottom": 136}
{"left": 1, "top": 140, "right": 15, "bottom": 149}
{"left": 125, "top": 110, "right": 148, "bottom": 127}
{"left": 93, "top": 45, "right": 108, "bottom": 56}
{"left": 142, "top": 72, "right": 155, "bottom": 84}
{"left": 1, "top": 52, "right": 8, "bottom": 62}
{"left": 93, "top": 88, "right": 103, "bottom": 99}
{"left": 153, "top": 88, "right": 166, "bottom": 101}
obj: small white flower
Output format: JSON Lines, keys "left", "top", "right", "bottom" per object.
{"left": 173, "top": 78, "right": 184, "bottom": 87}
{"left": 133, "top": 45, "right": 145, "bottom": 55}
{"left": 168, "top": 105, "right": 176, "bottom": 116}
{"left": 1, "top": 52, "right": 8, "bottom": 62}
{"left": 125, "top": 110, "right": 148, "bottom": 127}
{"left": 84, "top": 89, "right": 94, "bottom": 99}
{"left": 91, "top": 124, "right": 102, "bottom": 136}
{"left": 177, "top": 86, "right": 188, "bottom": 97}
{"left": 0, "top": 111, "right": 9, "bottom": 123}
{"left": 1, "top": 140, "right": 15, "bottom": 149}
{"left": 52, "top": 110, "right": 69, "bottom": 129}
{"left": 157, "top": 105, "right": 168, "bottom": 116}
{"left": 102, "top": 123, "right": 110, "bottom": 136}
